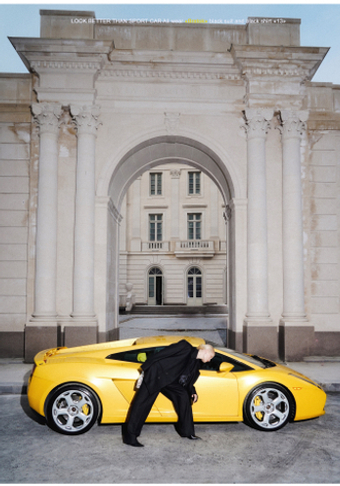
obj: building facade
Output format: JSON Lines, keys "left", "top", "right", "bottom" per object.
{"left": 119, "top": 165, "right": 227, "bottom": 308}
{"left": 0, "top": 10, "right": 339, "bottom": 362}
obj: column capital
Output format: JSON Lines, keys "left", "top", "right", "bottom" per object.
{"left": 244, "top": 108, "right": 274, "bottom": 139}
{"left": 279, "top": 110, "right": 308, "bottom": 139}
{"left": 70, "top": 104, "right": 102, "bottom": 136}
{"left": 31, "top": 103, "right": 63, "bottom": 135}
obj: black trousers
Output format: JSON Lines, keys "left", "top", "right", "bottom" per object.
{"left": 125, "top": 381, "right": 195, "bottom": 438}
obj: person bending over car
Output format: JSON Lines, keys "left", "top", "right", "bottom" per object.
{"left": 123, "top": 339, "right": 215, "bottom": 447}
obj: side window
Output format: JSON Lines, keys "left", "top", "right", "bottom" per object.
{"left": 200, "top": 352, "right": 253, "bottom": 373}
{"left": 188, "top": 171, "right": 201, "bottom": 195}
{"left": 150, "top": 173, "right": 162, "bottom": 196}
{"left": 106, "top": 346, "right": 166, "bottom": 363}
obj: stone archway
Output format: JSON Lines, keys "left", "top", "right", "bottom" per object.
{"left": 95, "top": 136, "right": 247, "bottom": 351}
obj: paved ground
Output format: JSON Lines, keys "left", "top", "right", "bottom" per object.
{"left": 0, "top": 393, "right": 339, "bottom": 483}
{"left": 119, "top": 315, "right": 228, "bottom": 345}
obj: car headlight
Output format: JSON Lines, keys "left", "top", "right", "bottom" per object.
{"left": 289, "top": 373, "right": 323, "bottom": 390}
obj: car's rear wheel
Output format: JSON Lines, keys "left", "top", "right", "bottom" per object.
{"left": 45, "top": 384, "right": 100, "bottom": 435}
{"left": 244, "top": 383, "right": 295, "bottom": 431}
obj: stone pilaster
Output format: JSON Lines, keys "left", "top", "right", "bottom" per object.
{"left": 278, "top": 110, "right": 314, "bottom": 361}
{"left": 170, "top": 169, "right": 181, "bottom": 249}
{"left": 69, "top": 104, "right": 101, "bottom": 336}
{"left": 130, "top": 176, "right": 142, "bottom": 251}
{"left": 25, "top": 103, "right": 63, "bottom": 361}
{"left": 243, "top": 109, "right": 278, "bottom": 360}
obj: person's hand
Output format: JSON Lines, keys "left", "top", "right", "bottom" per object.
{"left": 191, "top": 394, "right": 198, "bottom": 403}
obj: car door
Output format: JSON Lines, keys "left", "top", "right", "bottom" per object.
{"left": 105, "top": 346, "right": 166, "bottom": 420}
{"left": 155, "top": 352, "right": 239, "bottom": 420}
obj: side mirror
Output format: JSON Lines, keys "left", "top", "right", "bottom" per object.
{"left": 219, "top": 362, "right": 234, "bottom": 373}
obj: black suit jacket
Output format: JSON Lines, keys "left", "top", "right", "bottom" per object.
{"left": 141, "top": 339, "right": 200, "bottom": 396}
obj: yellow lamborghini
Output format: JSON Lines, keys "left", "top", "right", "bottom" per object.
{"left": 27, "top": 335, "right": 326, "bottom": 435}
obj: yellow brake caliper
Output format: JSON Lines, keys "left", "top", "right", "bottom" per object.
{"left": 254, "top": 395, "right": 264, "bottom": 421}
{"left": 82, "top": 404, "right": 90, "bottom": 415}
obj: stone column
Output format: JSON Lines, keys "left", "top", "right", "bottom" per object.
{"left": 25, "top": 103, "right": 63, "bottom": 362}
{"left": 243, "top": 109, "right": 278, "bottom": 360}
{"left": 170, "top": 169, "right": 181, "bottom": 250}
{"left": 278, "top": 110, "right": 314, "bottom": 360}
{"left": 226, "top": 198, "right": 248, "bottom": 353}
{"left": 68, "top": 105, "right": 100, "bottom": 343}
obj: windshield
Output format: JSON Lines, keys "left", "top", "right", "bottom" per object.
{"left": 214, "top": 346, "right": 273, "bottom": 369}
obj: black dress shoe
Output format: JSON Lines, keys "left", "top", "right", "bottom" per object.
{"left": 184, "top": 435, "right": 201, "bottom": 440}
{"left": 123, "top": 436, "right": 144, "bottom": 447}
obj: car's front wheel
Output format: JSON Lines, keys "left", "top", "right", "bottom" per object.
{"left": 45, "top": 384, "right": 100, "bottom": 435}
{"left": 244, "top": 383, "right": 295, "bottom": 431}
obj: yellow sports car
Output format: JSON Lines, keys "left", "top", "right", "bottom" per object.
{"left": 27, "top": 335, "right": 326, "bottom": 435}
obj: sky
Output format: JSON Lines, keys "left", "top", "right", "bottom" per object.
{"left": 0, "top": 2, "right": 340, "bottom": 84}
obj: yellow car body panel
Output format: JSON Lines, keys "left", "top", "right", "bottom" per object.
{"left": 27, "top": 335, "right": 327, "bottom": 432}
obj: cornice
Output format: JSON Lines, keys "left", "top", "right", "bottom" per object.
{"left": 230, "top": 44, "right": 329, "bottom": 82}
{"left": 9, "top": 37, "right": 114, "bottom": 73}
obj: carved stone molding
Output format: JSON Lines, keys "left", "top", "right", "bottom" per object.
{"left": 70, "top": 105, "right": 102, "bottom": 136}
{"left": 31, "top": 103, "right": 63, "bottom": 135}
{"left": 99, "top": 69, "right": 241, "bottom": 81}
{"left": 31, "top": 60, "right": 103, "bottom": 72}
{"left": 242, "top": 67, "right": 308, "bottom": 79}
{"left": 243, "top": 108, "right": 274, "bottom": 139}
{"left": 165, "top": 112, "right": 180, "bottom": 134}
{"left": 170, "top": 169, "right": 181, "bottom": 179}
{"left": 279, "top": 110, "right": 308, "bottom": 139}
{"left": 223, "top": 205, "right": 232, "bottom": 222}
{"left": 108, "top": 198, "right": 123, "bottom": 224}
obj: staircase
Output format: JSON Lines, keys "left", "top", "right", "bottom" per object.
{"left": 125, "top": 305, "right": 228, "bottom": 316}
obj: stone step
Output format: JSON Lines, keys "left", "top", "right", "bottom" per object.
{"left": 124, "top": 305, "right": 228, "bottom": 316}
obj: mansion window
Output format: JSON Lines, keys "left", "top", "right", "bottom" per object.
{"left": 150, "top": 172, "right": 162, "bottom": 196}
{"left": 188, "top": 213, "right": 201, "bottom": 240}
{"left": 188, "top": 171, "right": 201, "bottom": 195}
{"left": 149, "top": 214, "right": 163, "bottom": 241}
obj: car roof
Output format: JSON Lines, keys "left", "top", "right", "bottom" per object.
{"left": 134, "top": 335, "right": 205, "bottom": 346}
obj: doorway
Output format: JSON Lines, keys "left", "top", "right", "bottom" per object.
{"left": 187, "top": 267, "right": 202, "bottom": 306}
{"left": 148, "top": 267, "right": 163, "bottom": 305}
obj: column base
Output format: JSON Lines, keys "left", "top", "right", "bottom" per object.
{"left": 279, "top": 320, "right": 314, "bottom": 362}
{"left": 98, "top": 328, "right": 120, "bottom": 343}
{"left": 60, "top": 317, "right": 98, "bottom": 348}
{"left": 63, "top": 326, "right": 98, "bottom": 348}
{"left": 25, "top": 320, "right": 59, "bottom": 363}
{"left": 243, "top": 320, "right": 278, "bottom": 361}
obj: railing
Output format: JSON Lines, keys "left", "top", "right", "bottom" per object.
{"left": 176, "top": 240, "right": 214, "bottom": 250}
{"left": 174, "top": 240, "right": 215, "bottom": 258}
{"left": 142, "top": 241, "right": 170, "bottom": 251}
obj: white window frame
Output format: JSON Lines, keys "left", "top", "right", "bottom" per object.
{"left": 188, "top": 171, "right": 201, "bottom": 196}
{"left": 150, "top": 172, "right": 162, "bottom": 196}
{"left": 187, "top": 212, "right": 202, "bottom": 240}
{"left": 149, "top": 213, "right": 163, "bottom": 242}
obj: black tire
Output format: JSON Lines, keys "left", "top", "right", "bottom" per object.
{"left": 243, "top": 383, "right": 295, "bottom": 432}
{"left": 45, "top": 384, "right": 100, "bottom": 435}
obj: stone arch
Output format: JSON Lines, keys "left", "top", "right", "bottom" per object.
{"left": 97, "top": 135, "right": 241, "bottom": 343}
{"left": 98, "top": 135, "right": 242, "bottom": 210}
